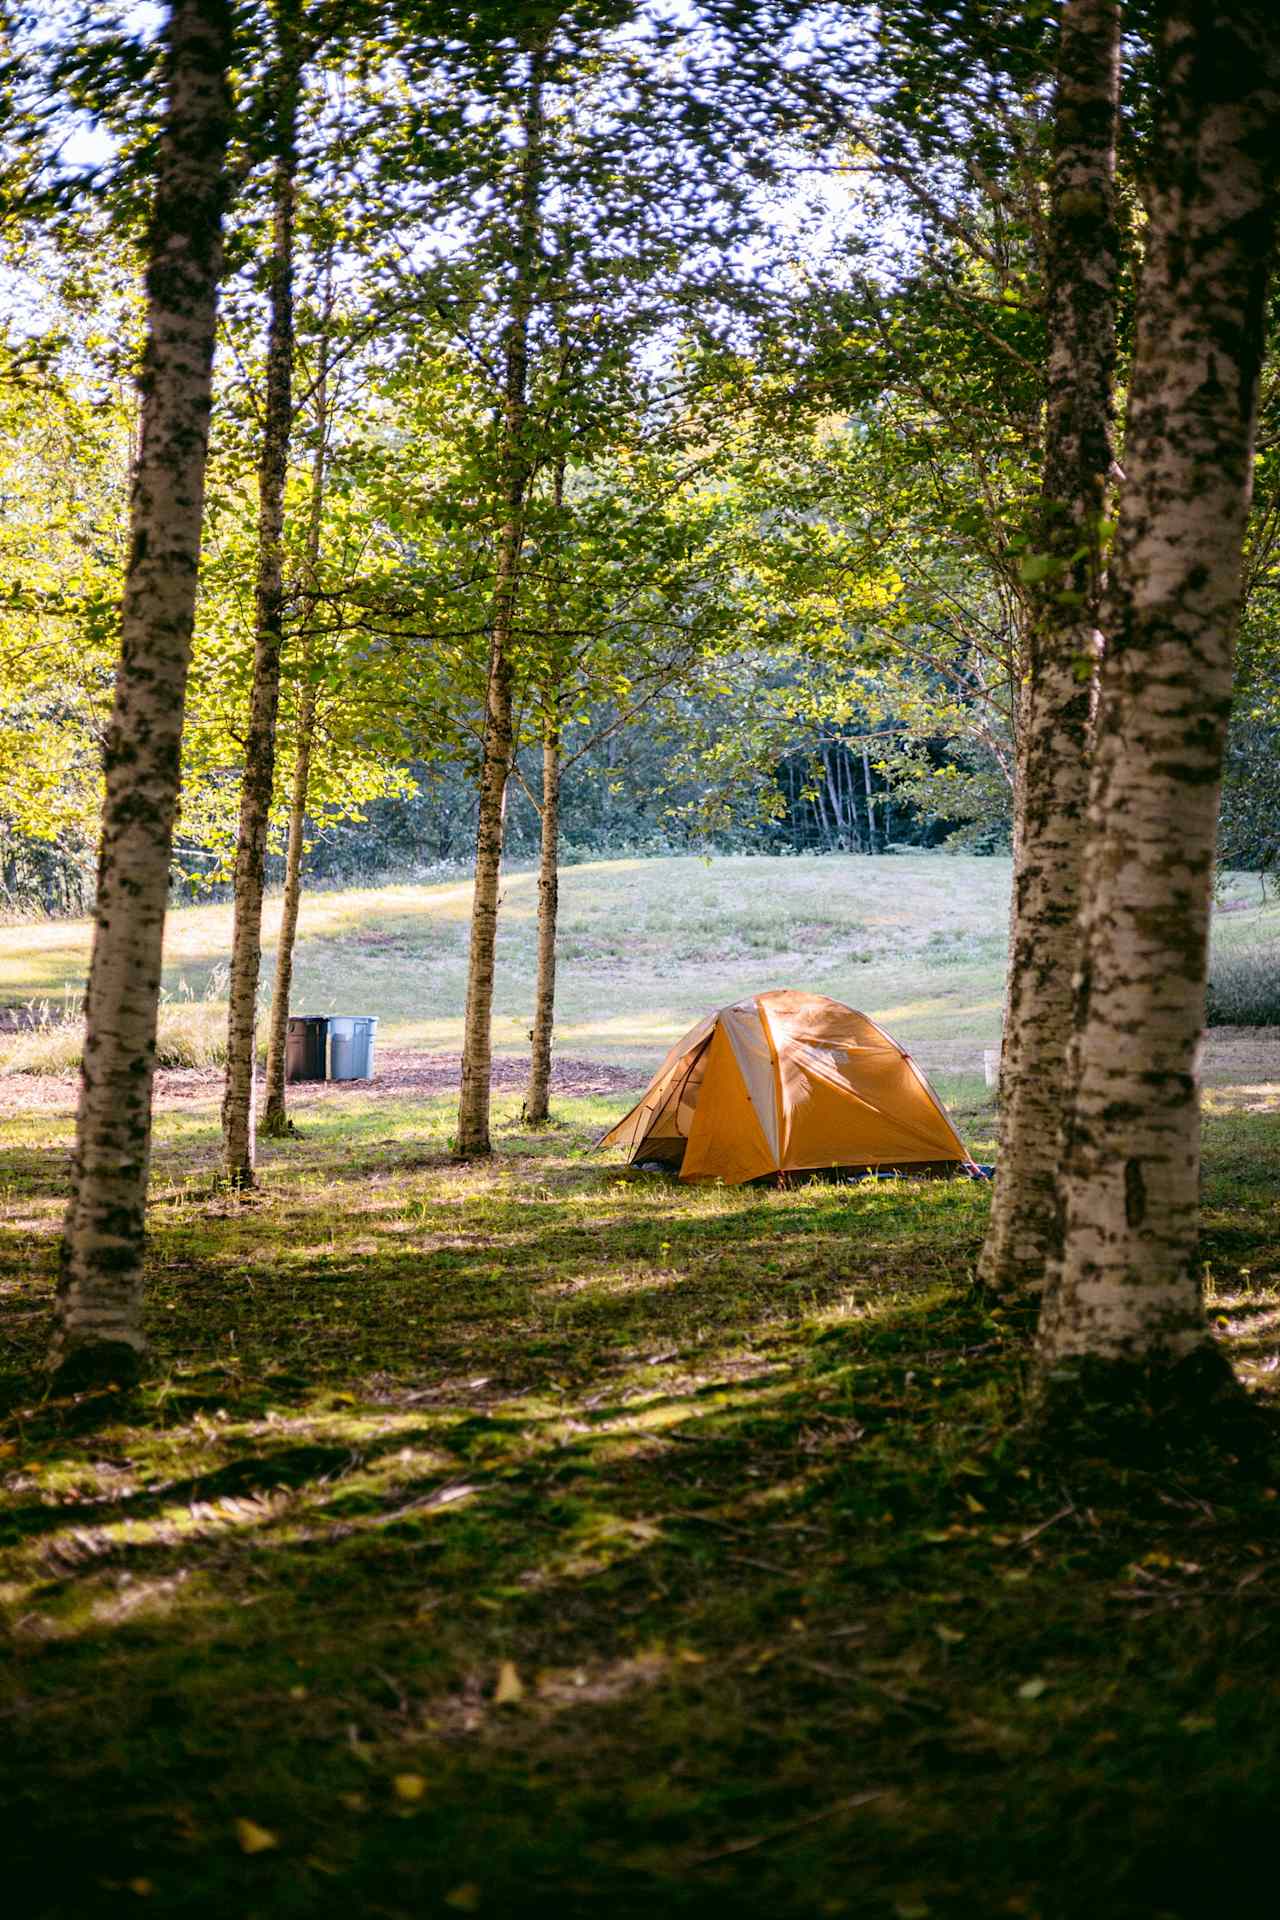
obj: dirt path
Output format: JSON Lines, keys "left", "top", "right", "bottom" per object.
{"left": 0, "top": 1048, "right": 647, "bottom": 1115}
{"left": 1, "top": 1031, "right": 1273, "bottom": 1117}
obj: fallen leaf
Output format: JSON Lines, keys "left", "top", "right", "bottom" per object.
{"left": 494, "top": 1660, "right": 524, "bottom": 1705}
{"left": 934, "top": 1625, "right": 965, "bottom": 1645}
{"left": 393, "top": 1773, "right": 426, "bottom": 1802}
{"left": 445, "top": 1885, "right": 481, "bottom": 1912}
{"left": 234, "top": 1818, "right": 279, "bottom": 1855}
{"left": 128, "top": 1879, "right": 153, "bottom": 1897}
{"left": 1017, "top": 1678, "right": 1047, "bottom": 1701}
{"left": 1179, "top": 1713, "right": 1215, "bottom": 1734}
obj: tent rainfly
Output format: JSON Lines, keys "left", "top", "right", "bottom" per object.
{"left": 598, "top": 990, "right": 973, "bottom": 1186}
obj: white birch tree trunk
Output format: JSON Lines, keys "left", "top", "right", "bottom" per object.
{"left": 523, "top": 716, "right": 561, "bottom": 1126}
{"left": 456, "top": 41, "right": 547, "bottom": 1160}
{"left": 262, "top": 315, "right": 331, "bottom": 1138}
{"left": 980, "top": 0, "right": 1120, "bottom": 1299}
{"left": 261, "top": 682, "right": 315, "bottom": 1135}
{"left": 1036, "top": 1, "right": 1280, "bottom": 1417}
{"left": 223, "top": 4, "right": 300, "bottom": 1187}
{"left": 51, "top": 0, "right": 233, "bottom": 1386}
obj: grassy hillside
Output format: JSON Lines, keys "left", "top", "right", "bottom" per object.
{"left": 1, "top": 853, "right": 1016, "bottom": 1068}
{"left": 4, "top": 852, "right": 1276, "bottom": 1086}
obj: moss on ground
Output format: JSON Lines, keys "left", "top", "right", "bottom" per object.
{"left": 2, "top": 1084, "right": 1279, "bottom": 1919}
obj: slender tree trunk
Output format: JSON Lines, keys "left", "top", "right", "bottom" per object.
{"left": 456, "top": 41, "right": 547, "bottom": 1159}
{"left": 862, "top": 744, "right": 881, "bottom": 854}
{"left": 523, "top": 716, "right": 561, "bottom": 1124}
{"left": 813, "top": 775, "right": 833, "bottom": 850}
{"left": 1035, "top": 1, "right": 1280, "bottom": 1418}
{"left": 222, "top": 2, "right": 300, "bottom": 1187}
{"left": 824, "top": 749, "right": 844, "bottom": 848}
{"left": 51, "top": 0, "right": 232, "bottom": 1388}
{"left": 522, "top": 445, "right": 567, "bottom": 1127}
{"left": 979, "top": 0, "right": 1120, "bottom": 1299}
{"left": 261, "top": 316, "right": 331, "bottom": 1136}
{"left": 261, "top": 684, "right": 316, "bottom": 1133}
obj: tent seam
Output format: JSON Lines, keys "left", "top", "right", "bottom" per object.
{"left": 757, "top": 997, "right": 786, "bottom": 1173}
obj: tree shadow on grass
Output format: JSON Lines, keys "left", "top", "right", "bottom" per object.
{"left": 4, "top": 1115, "right": 1280, "bottom": 1917}
{"left": 4, "top": 1276, "right": 1280, "bottom": 1920}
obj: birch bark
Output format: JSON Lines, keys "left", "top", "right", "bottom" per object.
{"left": 523, "top": 717, "right": 561, "bottom": 1125}
{"left": 262, "top": 327, "right": 331, "bottom": 1136}
{"left": 260, "top": 682, "right": 315, "bottom": 1133}
{"left": 1036, "top": 1, "right": 1280, "bottom": 1414}
{"left": 861, "top": 745, "right": 880, "bottom": 854}
{"left": 222, "top": 0, "right": 300, "bottom": 1186}
{"left": 979, "top": 0, "right": 1120, "bottom": 1298}
{"left": 51, "top": 0, "right": 233, "bottom": 1386}
{"left": 456, "top": 40, "right": 547, "bottom": 1159}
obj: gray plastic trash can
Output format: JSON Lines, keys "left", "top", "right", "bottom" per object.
{"left": 285, "top": 1015, "right": 330, "bottom": 1083}
{"left": 329, "top": 1015, "right": 377, "bottom": 1081}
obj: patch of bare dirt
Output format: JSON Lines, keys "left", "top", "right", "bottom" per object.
{"left": 0, "top": 1048, "right": 647, "bottom": 1115}
{"left": 3, "top": 1033, "right": 1272, "bottom": 1117}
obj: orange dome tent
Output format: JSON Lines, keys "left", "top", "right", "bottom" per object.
{"left": 598, "top": 991, "right": 972, "bottom": 1185}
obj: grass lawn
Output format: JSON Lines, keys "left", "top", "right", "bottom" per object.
{"left": 2, "top": 851, "right": 1025, "bottom": 1067}
{"left": 2, "top": 855, "right": 1279, "bottom": 1918}
{"left": 4, "top": 851, "right": 1275, "bottom": 1084}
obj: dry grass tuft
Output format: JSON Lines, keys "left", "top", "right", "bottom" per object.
{"left": 0, "top": 995, "right": 260, "bottom": 1075}
{"left": 1206, "top": 944, "right": 1280, "bottom": 1026}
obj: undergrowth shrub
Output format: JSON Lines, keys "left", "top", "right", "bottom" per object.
{"left": 0, "top": 998, "right": 258, "bottom": 1074}
{"left": 1206, "top": 945, "right": 1280, "bottom": 1026}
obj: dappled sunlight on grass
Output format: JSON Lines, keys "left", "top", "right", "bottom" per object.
{"left": 3, "top": 1055, "right": 1280, "bottom": 1914}
{"left": 1203, "top": 1079, "right": 1280, "bottom": 1114}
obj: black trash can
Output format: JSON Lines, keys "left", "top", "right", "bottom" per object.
{"left": 285, "top": 1015, "right": 330, "bottom": 1083}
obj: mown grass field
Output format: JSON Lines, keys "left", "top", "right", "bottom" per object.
{"left": 2, "top": 855, "right": 1279, "bottom": 1919}
{"left": 3, "top": 852, "right": 1023, "bottom": 1067}
{"left": 4, "top": 851, "right": 1276, "bottom": 1080}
